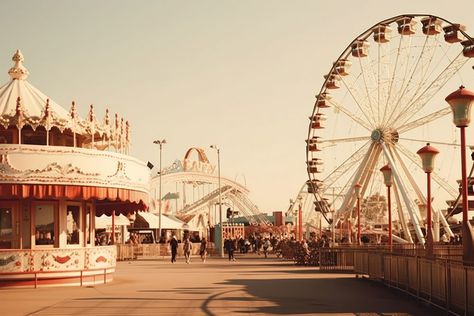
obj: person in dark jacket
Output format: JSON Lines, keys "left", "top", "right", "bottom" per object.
{"left": 224, "top": 238, "right": 236, "bottom": 261}
{"left": 170, "top": 235, "right": 178, "bottom": 263}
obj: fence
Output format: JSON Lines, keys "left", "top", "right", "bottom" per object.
{"left": 116, "top": 242, "right": 216, "bottom": 260}
{"left": 319, "top": 246, "right": 473, "bottom": 315}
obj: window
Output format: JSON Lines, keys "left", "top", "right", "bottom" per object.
{"left": 0, "top": 208, "right": 13, "bottom": 249}
{"left": 66, "top": 205, "right": 81, "bottom": 245}
{"left": 85, "top": 204, "right": 92, "bottom": 245}
{"left": 35, "top": 204, "right": 55, "bottom": 246}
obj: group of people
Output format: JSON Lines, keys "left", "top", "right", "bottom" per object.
{"left": 169, "top": 235, "right": 208, "bottom": 264}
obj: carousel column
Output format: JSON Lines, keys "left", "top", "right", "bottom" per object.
{"left": 446, "top": 86, "right": 474, "bottom": 264}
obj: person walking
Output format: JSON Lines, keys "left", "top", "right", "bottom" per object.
{"left": 170, "top": 235, "right": 178, "bottom": 263}
{"left": 224, "top": 237, "right": 236, "bottom": 261}
{"left": 199, "top": 237, "right": 207, "bottom": 263}
{"left": 263, "top": 238, "right": 271, "bottom": 259}
{"left": 183, "top": 237, "right": 192, "bottom": 264}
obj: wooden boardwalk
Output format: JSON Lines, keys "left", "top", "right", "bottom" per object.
{"left": 2, "top": 254, "right": 444, "bottom": 315}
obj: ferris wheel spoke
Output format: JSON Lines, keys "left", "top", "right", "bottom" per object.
{"left": 382, "top": 34, "right": 406, "bottom": 127}
{"left": 338, "top": 73, "right": 378, "bottom": 128}
{"left": 357, "top": 57, "right": 377, "bottom": 124}
{"left": 393, "top": 51, "right": 469, "bottom": 128}
{"left": 397, "top": 143, "right": 458, "bottom": 197}
{"left": 336, "top": 143, "right": 381, "bottom": 217}
{"left": 391, "top": 145, "right": 428, "bottom": 202}
{"left": 383, "top": 35, "right": 416, "bottom": 127}
{"left": 320, "top": 136, "right": 370, "bottom": 148}
{"left": 398, "top": 137, "right": 464, "bottom": 147}
{"left": 397, "top": 107, "right": 451, "bottom": 133}
{"left": 385, "top": 34, "right": 433, "bottom": 128}
{"left": 327, "top": 98, "right": 372, "bottom": 130}
{"left": 320, "top": 141, "right": 371, "bottom": 194}
{"left": 400, "top": 36, "right": 440, "bottom": 106}
{"left": 383, "top": 143, "right": 425, "bottom": 244}
{"left": 392, "top": 181, "right": 414, "bottom": 243}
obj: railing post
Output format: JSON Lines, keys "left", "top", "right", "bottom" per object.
{"left": 429, "top": 259, "right": 433, "bottom": 303}
{"left": 465, "top": 265, "right": 468, "bottom": 316}
{"left": 34, "top": 272, "right": 37, "bottom": 289}
{"left": 445, "top": 259, "right": 450, "bottom": 313}
{"left": 405, "top": 256, "right": 409, "bottom": 291}
{"left": 104, "top": 268, "right": 107, "bottom": 284}
{"left": 417, "top": 256, "right": 420, "bottom": 298}
{"left": 396, "top": 256, "right": 400, "bottom": 289}
{"left": 80, "top": 270, "right": 83, "bottom": 287}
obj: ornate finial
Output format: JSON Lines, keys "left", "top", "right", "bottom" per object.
{"left": 126, "top": 121, "right": 130, "bottom": 142}
{"left": 104, "top": 108, "right": 110, "bottom": 125}
{"left": 8, "top": 49, "right": 29, "bottom": 80}
{"left": 70, "top": 101, "right": 77, "bottom": 119}
{"left": 44, "top": 99, "right": 51, "bottom": 118}
{"left": 88, "top": 104, "right": 95, "bottom": 122}
{"left": 115, "top": 113, "right": 119, "bottom": 129}
{"left": 15, "top": 97, "right": 22, "bottom": 115}
{"left": 460, "top": 85, "right": 465, "bottom": 90}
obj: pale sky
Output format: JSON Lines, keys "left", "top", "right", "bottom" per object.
{"left": 0, "top": 1, "right": 473, "bottom": 212}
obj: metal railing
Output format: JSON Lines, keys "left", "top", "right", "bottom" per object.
{"left": 319, "top": 246, "right": 472, "bottom": 315}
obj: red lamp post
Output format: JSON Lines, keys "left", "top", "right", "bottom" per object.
{"left": 354, "top": 183, "right": 362, "bottom": 245}
{"left": 417, "top": 143, "right": 440, "bottom": 257}
{"left": 380, "top": 164, "right": 393, "bottom": 251}
{"left": 446, "top": 86, "right": 474, "bottom": 264}
{"left": 298, "top": 200, "right": 303, "bottom": 241}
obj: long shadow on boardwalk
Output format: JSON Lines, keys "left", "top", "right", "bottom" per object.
{"left": 215, "top": 275, "right": 444, "bottom": 315}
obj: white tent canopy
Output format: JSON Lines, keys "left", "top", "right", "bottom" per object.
{"left": 95, "top": 214, "right": 130, "bottom": 229}
{"left": 136, "top": 211, "right": 187, "bottom": 230}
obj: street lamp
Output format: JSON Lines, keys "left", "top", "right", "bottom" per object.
{"left": 417, "top": 143, "right": 440, "bottom": 257}
{"left": 446, "top": 85, "right": 474, "bottom": 264}
{"left": 298, "top": 196, "right": 303, "bottom": 241}
{"left": 380, "top": 164, "right": 393, "bottom": 251}
{"left": 153, "top": 139, "right": 166, "bottom": 242}
{"left": 210, "top": 145, "right": 224, "bottom": 258}
{"left": 354, "top": 183, "right": 362, "bottom": 246}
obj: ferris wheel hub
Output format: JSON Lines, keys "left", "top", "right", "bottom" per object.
{"left": 371, "top": 128, "right": 399, "bottom": 144}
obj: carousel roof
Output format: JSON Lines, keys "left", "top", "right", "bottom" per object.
{"left": 0, "top": 50, "right": 131, "bottom": 151}
{"left": 0, "top": 50, "right": 70, "bottom": 126}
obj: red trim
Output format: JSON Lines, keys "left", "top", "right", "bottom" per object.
{"left": 0, "top": 184, "right": 148, "bottom": 215}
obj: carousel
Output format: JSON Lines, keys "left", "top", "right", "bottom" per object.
{"left": 0, "top": 50, "right": 150, "bottom": 287}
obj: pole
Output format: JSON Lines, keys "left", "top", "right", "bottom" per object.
{"left": 387, "top": 185, "right": 392, "bottom": 251}
{"left": 357, "top": 196, "right": 361, "bottom": 245}
{"left": 460, "top": 127, "right": 474, "bottom": 264}
{"left": 217, "top": 148, "right": 224, "bottom": 258}
{"left": 298, "top": 203, "right": 303, "bottom": 241}
{"left": 158, "top": 142, "right": 163, "bottom": 242}
{"left": 111, "top": 210, "right": 115, "bottom": 245}
{"left": 461, "top": 126, "right": 468, "bottom": 224}
{"left": 426, "top": 172, "right": 434, "bottom": 257}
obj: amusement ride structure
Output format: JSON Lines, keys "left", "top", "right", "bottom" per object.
{"left": 150, "top": 147, "right": 269, "bottom": 232}
{"left": 306, "top": 14, "right": 474, "bottom": 244}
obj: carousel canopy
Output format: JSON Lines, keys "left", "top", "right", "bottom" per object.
{"left": 0, "top": 49, "right": 131, "bottom": 151}
{"left": 0, "top": 50, "right": 74, "bottom": 131}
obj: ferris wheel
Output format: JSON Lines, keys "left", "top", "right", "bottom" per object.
{"left": 306, "top": 14, "right": 474, "bottom": 244}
